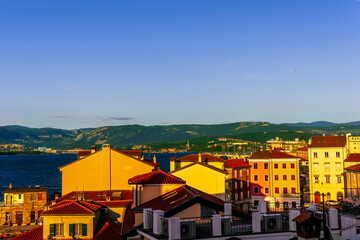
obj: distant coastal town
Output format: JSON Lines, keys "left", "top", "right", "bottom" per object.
{"left": 1, "top": 133, "right": 360, "bottom": 239}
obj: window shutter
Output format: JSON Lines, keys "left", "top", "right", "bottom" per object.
{"left": 50, "top": 224, "right": 55, "bottom": 237}
{"left": 82, "top": 224, "right": 87, "bottom": 236}
{"left": 69, "top": 224, "right": 74, "bottom": 237}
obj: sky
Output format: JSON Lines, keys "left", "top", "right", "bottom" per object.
{"left": 0, "top": 0, "right": 359, "bottom": 129}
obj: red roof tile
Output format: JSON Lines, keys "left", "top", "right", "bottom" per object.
{"left": 345, "top": 154, "right": 360, "bottom": 162}
{"left": 345, "top": 163, "right": 360, "bottom": 172}
{"left": 96, "top": 200, "right": 132, "bottom": 208}
{"left": 292, "top": 211, "right": 322, "bottom": 224}
{"left": 94, "top": 216, "right": 123, "bottom": 240}
{"left": 134, "top": 185, "right": 249, "bottom": 219}
{"left": 76, "top": 150, "right": 92, "bottom": 158}
{"left": 249, "top": 151, "right": 299, "bottom": 159}
{"left": 170, "top": 162, "right": 228, "bottom": 175}
{"left": 309, "top": 136, "right": 346, "bottom": 148}
{"left": 224, "top": 159, "right": 251, "bottom": 169}
{"left": 297, "top": 147, "right": 308, "bottom": 151}
{"left": 42, "top": 201, "right": 101, "bottom": 215}
{"left": 129, "top": 170, "right": 186, "bottom": 185}
{"left": 10, "top": 225, "right": 43, "bottom": 240}
{"left": 171, "top": 154, "right": 226, "bottom": 162}
{"left": 48, "top": 190, "right": 132, "bottom": 205}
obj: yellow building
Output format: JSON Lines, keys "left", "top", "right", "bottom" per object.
{"left": 170, "top": 153, "right": 225, "bottom": 172}
{"left": 170, "top": 162, "right": 228, "bottom": 200}
{"left": 346, "top": 134, "right": 360, "bottom": 154}
{"left": 60, "top": 144, "right": 158, "bottom": 195}
{"left": 308, "top": 135, "right": 347, "bottom": 203}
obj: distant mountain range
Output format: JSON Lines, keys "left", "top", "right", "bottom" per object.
{"left": 2, "top": 121, "right": 360, "bottom": 150}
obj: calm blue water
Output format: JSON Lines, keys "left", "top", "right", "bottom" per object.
{"left": 0, "top": 152, "right": 194, "bottom": 196}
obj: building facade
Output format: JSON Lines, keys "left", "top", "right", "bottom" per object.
{"left": 308, "top": 135, "right": 347, "bottom": 203}
{"left": 0, "top": 185, "right": 47, "bottom": 225}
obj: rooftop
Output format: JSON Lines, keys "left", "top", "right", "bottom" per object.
{"left": 344, "top": 163, "right": 360, "bottom": 172}
{"left": 170, "top": 162, "right": 228, "bottom": 175}
{"left": 2, "top": 186, "right": 47, "bottom": 194}
{"left": 129, "top": 169, "right": 186, "bottom": 185}
{"left": 42, "top": 200, "right": 102, "bottom": 216}
{"left": 249, "top": 151, "right": 299, "bottom": 159}
{"left": 171, "top": 153, "right": 226, "bottom": 163}
{"left": 308, "top": 135, "right": 346, "bottom": 148}
{"left": 344, "top": 154, "right": 360, "bottom": 163}
{"left": 224, "top": 159, "right": 251, "bottom": 169}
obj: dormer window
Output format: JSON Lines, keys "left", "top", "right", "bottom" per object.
{"left": 175, "top": 160, "right": 181, "bottom": 170}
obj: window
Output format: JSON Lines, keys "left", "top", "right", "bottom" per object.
{"left": 336, "top": 163, "right": 341, "bottom": 171}
{"left": 254, "top": 163, "right": 258, "bottom": 169}
{"left": 235, "top": 182, "right": 238, "bottom": 189}
{"left": 264, "top": 163, "right": 269, "bottom": 169}
{"left": 246, "top": 169, "right": 249, "bottom": 176}
{"left": 247, "top": 180, "right": 249, "bottom": 187}
{"left": 283, "top": 187, "right": 288, "bottom": 194}
{"left": 254, "top": 175, "right": 258, "bottom": 181}
{"left": 337, "top": 176, "right": 342, "bottom": 183}
{"left": 275, "top": 175, "right": 279, "bottom": 180}
{"left": 235, "top": 193, "right": 238, "bottom": 200}
{"left": 240, "top": 181, "right": 243, "bottom": 188}
{"left": 274, "top": 163, "right": 279, "bottom": 169}
{"left": 324, "top": 163, "right": 330, "bottom": 171}
{"left": 282, "top": 163, "right": 287, "bottom": 169}
{"left": 265, "top": 188, "right": 269, "bottom": 194}
{"left": 291, "top": 163, "right": 295, "bottom": 169}
{"left": 314, "top": 152, "right": 318, "bottom": 158}
{"left": 225, "top": 181, "right": 229, "bottom": 190}
{"left": 50, "top": 223, "right": 64, "bottom": 237}
{"left": 325, "top": 152, "right": 329, "bottom": 158}
{"left": 175, "top": 160, "right": 181, "bottom": 170}
{"left": 254, "top": 187, "right": 259, "bottom": 194}
{"left": 292, "top": 202, "right": 297, "bottom": 209}
{"left": 314, "top": 176, "right": 319, "bottom": 183}
{"left": 225, "top": 194, "right": 230, "bottom": 201}
{"left": 291, "top": 175, "right": 295, "bottom": 181}
{"left": 291, "top": 188, "right": 296, "bottom": 194}
{"left": 31, "top": 194, "right": 36, "bottom": 201}
{"left": 31, "top": 211, "right": 35, "bottom": 223}
{"left": 313, "top": 163, "right": 319, "bottom": 171}
{"left": 234, "top": 170, "right": 238, "bottom": 178}
{"left": 240, "top": 192, "right": 243, "bottom": 199}
{"left": 275, "top": 187, "right": 279, "bottom": 194}
{"left": 240, "top": 170, "right": 243, "bottom": 177}
{"left": 38, "top": 193, "right": 42, "bottom": 201}
{"left": 265, "top": 175, "right": 269, "bottom": 181}
{"left": 18, "top": 194, "right": 22, "bottom": 199}
{"left": 6, "top": 212, "right": 11, "bottom": 222}
{"left": 283, "top": 175, "right": 287, "bottom": 181}
{"left": 325, "top": 175, "right": 331, "bottom": 184}
{"left": 336, "top": 152, "right": 340, "bottom": 158}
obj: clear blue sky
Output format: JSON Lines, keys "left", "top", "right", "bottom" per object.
{"left": 1, "top": 0, "right": 359, "bottom": 129}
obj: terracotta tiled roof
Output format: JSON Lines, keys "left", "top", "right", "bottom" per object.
{"left": 129, "top": 170, "right": 186, "bottom": 185}
{"left": 170, "top": 162, "right": 228, "bottom": 175}
{"left": 249, "top": 151, "right": 299, "bottom": 159}
{"left": 96, "top": 200, "right": 132, "bottom": 208}
{"left": 76, "top": 150, "right": 92, "bottom": 158}
{"left": 42, "top": 200, "right": 101, "bottom": 215}
{"left": 309, "top": 136, "right": 346, "bottom": 148}
{"left": 94, "top": 216, "right": 123, "bottom": 240}
{"left": 292, "top": 211, "right": 322, "bottom": 224}
{"left": 345, "top": 154, "right": 360, "bottom": 162}
{"left": 224, "top": 159, "right": 251, "bottom": 169}
{"left": 48, "top": 190, "right": 132, "bottom": 205}
{"left": 171, "top": 154, "right": 226, "bottom": 163}
{"left": 345, "top": 164, "right": 360, "bottom": 172}
{"left": 297, "top": 147, "right": 308, "bottom": 151}
{"left": 2, "top": 186, "right": 47, "bottom": 194}
{"left": 10, "top": 225, "right": 43, "bottom": 240}
{"left": 134, "top": 185, "right": 250, "bottom": 219}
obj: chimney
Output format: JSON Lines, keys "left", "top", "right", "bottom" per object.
{"left": 9, "top": 184, "right": 12, "bottom": 189}
{"left": 198, "top": 153, "right": 202, "bottom": 163}
{"left": 153, "top": 154, "right": 157, "bottom": 164}
{"left": 91, "top": 145, "right": 96, "bottom": 154}
{"left": 54, "top": 193, "right": 59, "bottom": 200}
